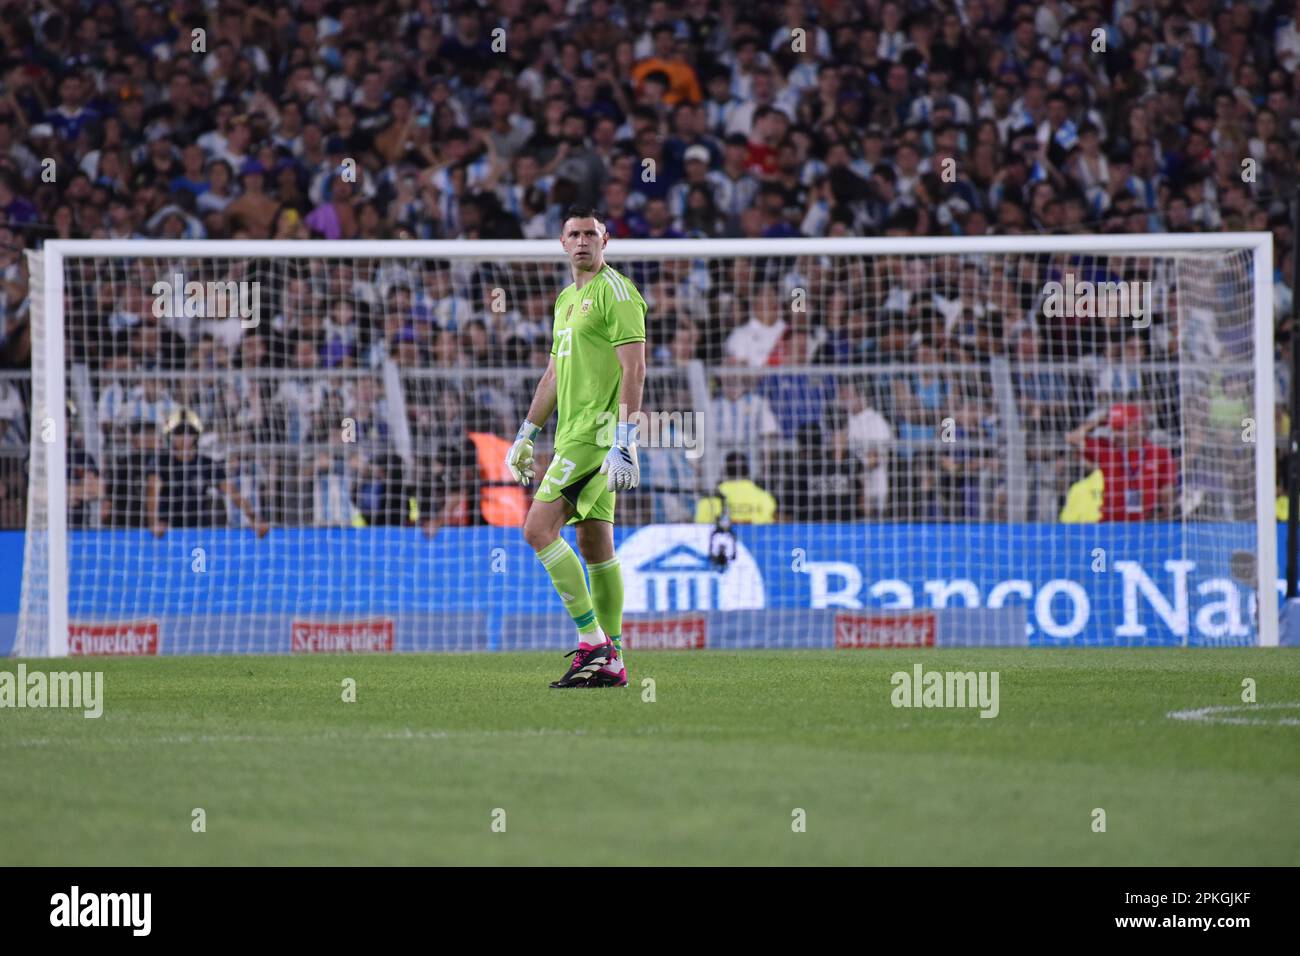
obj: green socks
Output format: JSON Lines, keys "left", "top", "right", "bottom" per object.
{"left": 536, "top": 538, "right": 599, "bottom": 635}
{"left": 587, "top": 555, "right": 624, "bottom": 650}
{"left": 536, "top": 539, "right": 624, "bottom": 647}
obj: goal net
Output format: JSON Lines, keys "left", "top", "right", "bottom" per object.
{"left": 15, "top": 235, "right": 1276, "bottom": 656}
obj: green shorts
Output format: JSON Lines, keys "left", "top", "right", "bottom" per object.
{"left": 534, "top": 441, "right": 615, "bottom": 525}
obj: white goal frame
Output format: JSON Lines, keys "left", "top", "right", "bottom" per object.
{"left": 22, "top": 233, "right": 1277, "bottom": 654}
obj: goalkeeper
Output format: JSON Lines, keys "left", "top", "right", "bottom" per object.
{"left": 506, "top": 206, "right": 647, "bottom": 689}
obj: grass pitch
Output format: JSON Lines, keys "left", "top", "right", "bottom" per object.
{"left": 1, "top": 649, "right": 1297, "bottom": 866}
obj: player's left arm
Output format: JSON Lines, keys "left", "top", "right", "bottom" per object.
{"left": 602, "top": 282, "right": 647, "bottom": 491}
{"left": 605, "top": 277, "right": 647, "bottom": 423}
{"left": 615, "top": 341, "right": 646, "bottom": 422}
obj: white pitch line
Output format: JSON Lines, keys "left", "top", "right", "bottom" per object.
{"left": 1166, "top": 702, "right": 1300, "bottom": 727}
{"left": 0, "top": 728, "right": 585, "bottom": 748}
{"left": 0, "top": 725, "right": 717, "bottom": 748}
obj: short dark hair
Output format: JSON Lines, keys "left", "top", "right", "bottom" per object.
{"left": 724, "top": 451, "right": 750, "bottom": 480}
{"left": 561, "top": 205, "right": 604, "bottom": 230}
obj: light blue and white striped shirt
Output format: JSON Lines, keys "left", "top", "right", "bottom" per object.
{"left": 639, "top": 439, "right": 699, "bottom": 524}
{"left": 708, "top": 170, "right": 761, "bottom": 223}
{"left": 711, "top": 391, "right": 781, "bottom": 478}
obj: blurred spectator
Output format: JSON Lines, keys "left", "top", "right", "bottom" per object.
{"left": 782, "top": 408, "right": 865, "bottom": 522}
{"left": 711, "top": 364, "right": 781, "bottom": 479}
{"left": 0, "top": 226, "right": 29, "bottom": 364}
{"left": 1095, "top": 331, "right": 1148, "bottom": 407}
{"left": 275, "top": 334, "right": 333, "bottom": 444}
{"left": 423, "top": 418, "right": 479, "bottom": 529}
{"left": 759, "top": 325, "right": 836, "bottom": 436}
{"left": 891, "top": 340, "right": 946, "bottom": 452}
{"left": 466, "top": 405, "right": 527, "bottom": 527}
{"left": 637, "top": 395, "right": 699, "bottom": 523}
{"left": 226, "top": 161, "right": 279, "bottom": 237}
{"left": 712, "top": 133, "right": 761, "bottom": 231}
{"left": 842, "top": 379, "right": 893, "bottom": 518}
{"left": 103, "top": 362, "right": 177, "bottom": 438}
{"left": 105, "top": 418, "right": 155, "bottom": 528}
{"left": 633, "top": 26, "right": 703, "bottom": 106}
{"left": 939, "top": 402, "right": 998, "bottom": 520}
{"left": 725, "top": 286, "right": 786, "bottom": 366}
{"left": 1065, "top": 402, "right": 1177, "bottom": 521}
{"left": 0, "top": 376, "right": 26, "bottom": 449}
{"left": 653, "top": 314, "right": 700, "bottom": 366}
{"left": 1206, "top": 370, "right": 1256, "bottom": 520}
{"left": 348, "top": 449, "right": 407, "bottom": 527}
{"left": 640, "top": 196, "right": 683, "bottom": 239}
{"left": 1059, "top": 467, "right": 1104, "bottom": 523}
{"left": 67, "top": 437, "right": 101, "bottom": 529}
{"left": 146, "top": 410, "right": 268, "bottom": 535}
{"left": 695, "top": 450, "right": 777, "bottom": 525}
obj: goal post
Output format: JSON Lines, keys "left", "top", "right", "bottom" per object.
{"left": 19, "top": 242, "right": 70, "bottom": 657}
{"left": 16, "top": 233, "right": 1276, "bottom": 656}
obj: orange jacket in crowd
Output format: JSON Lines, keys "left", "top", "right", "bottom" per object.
{"left": 630, "top": 58, "right": 703, "bottom": 105}
{"left": 468, "top": 431, "right": 527, "bottom": 526}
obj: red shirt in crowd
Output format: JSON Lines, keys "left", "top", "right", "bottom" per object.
{"left": 746, "top": 142, "right": 778, "bottom": 177}
{"left": 1083, "top": 437, "right": 1177, "bottom": 522}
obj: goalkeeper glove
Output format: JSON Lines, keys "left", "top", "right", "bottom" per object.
{"left": 506, "top": 420, "right": 541, "bottom": 486}
{"left": 600, "top": 422, "right": 640, "bottom": 492}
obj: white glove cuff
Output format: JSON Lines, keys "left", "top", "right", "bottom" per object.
{"left": 615, "top": 422, "right": 639, "bottom": 447}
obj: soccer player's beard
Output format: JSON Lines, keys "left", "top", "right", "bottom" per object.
{"left": 572, "top": 249, "right": 601, "bottom": 277}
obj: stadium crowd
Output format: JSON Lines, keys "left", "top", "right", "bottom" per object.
{"left": 0, "top": 0, "right": 1297, "bottom": 529}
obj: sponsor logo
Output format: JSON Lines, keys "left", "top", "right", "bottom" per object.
{"left": 290, "top": 619, "right": 395, "bottom": 653}
{"left": 69, "top": 621, "right": 159, "bottom": 656}
{"left": 808, "top": 559, "right": 1260, "bottom": 642}
{"left": 620, "top": 525, "right": 766, "bottom": 612}
{"left": 834, "top": 611, "right": 937, "bottom": 648}
{"left": 623, "top": 615, "right": 707, "bottom": 650}
{"left": 50, "top": 886, "right": 151, "bottom": 936}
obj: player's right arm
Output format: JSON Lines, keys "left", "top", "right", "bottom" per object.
{"left": 507, "top": 357, "right": 558, "bottom": 486}
{"left": 524, "top": 355, "right": 558, "bottom": 427}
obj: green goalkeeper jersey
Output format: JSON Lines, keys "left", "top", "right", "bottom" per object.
{"left": 550, "top": 263, "right": 647, "bottom": 447}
